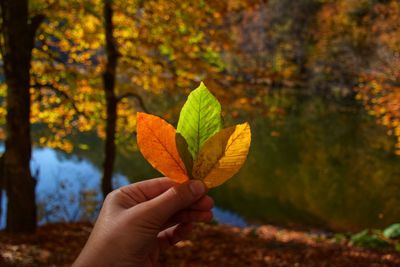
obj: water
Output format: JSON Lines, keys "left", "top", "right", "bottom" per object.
{"left": 215, "top": 96, "right": 400, "bottom": 231}
{"left": 1, "top": 95, "right": 400, "bottom": 231}
{"left": 0, "top": 147, "right": 247, "bottom": 229}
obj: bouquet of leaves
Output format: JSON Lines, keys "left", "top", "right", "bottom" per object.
{"left": 137, "top": 82, "right": 251, "bottom": 188}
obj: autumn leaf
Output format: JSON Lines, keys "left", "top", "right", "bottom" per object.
{"left": 137, "top": 112, "right": 188, "bottom": 183}
{"left": 193, "top": 123, "right": 251, "bottom": 188}
{"left": 177, "top": 82, "right": 222, "bottom": 159}
{"left": 137, "top": 82, "right": 251, "bottom": 187}
{"left": 176, "top": 132, "right": 194, "bottom": 179}
{"left": 192, "top": 126, "right": 236, "bottom": 180}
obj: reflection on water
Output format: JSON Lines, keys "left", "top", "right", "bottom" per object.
{"left": 1, "top": 95, "right": 400, "bottom": 231}
{"left": 107, "top": 95, "right": 400, "bottom": 232}
{"left": 212, "top": 96, "right": 400, "bottom": 231}
{"left": 0, "top": 147, "right": 130, "bottom": 229}
{"left": 213, "top": 207, "right": 248, "bottom": 228}
{"left": 0, "top": 147, "right": 246, "bottom": 229}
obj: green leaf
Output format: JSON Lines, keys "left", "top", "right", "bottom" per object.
{"left": 175, "top": 133, "right": 193, "bottom": 179}
{"left": 350, "top": 230, "right": 390, "bottom": 249}
{"left": 383, "top": 223, "right": 400, "bottom": 239}
{"left": 177, "top": 82, "right": 222, "bottom": 159}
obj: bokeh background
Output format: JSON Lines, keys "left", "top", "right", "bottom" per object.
{"left": 1, "top": 0, "right": 400, "bottom": 233}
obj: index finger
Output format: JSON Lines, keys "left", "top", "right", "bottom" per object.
{"left": 118, "top": 177, "right": 178, "bottom": 204}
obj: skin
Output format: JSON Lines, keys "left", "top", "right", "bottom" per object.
{"left": 73, "top": 177, "right": 213, "bottom": 267}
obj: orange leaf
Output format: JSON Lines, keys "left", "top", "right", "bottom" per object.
{"left": 137, "top": 112, "right": 188, "bottom": 183}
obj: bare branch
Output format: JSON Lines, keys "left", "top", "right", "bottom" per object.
{"left": 117, "top": 92, "right": 148, "bottom": 113}
{"left": 32, "top": 81, "right": 88, "bottom": 119}
{"left": 35, "top": 41, "right": 66, "bottom": 65}
{"left": 28, "top": 14, "right": 45, "bottom": 51}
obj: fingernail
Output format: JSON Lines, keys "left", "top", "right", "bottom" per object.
{"left": 189, "top": 180, "right": 205, "bottom": 196}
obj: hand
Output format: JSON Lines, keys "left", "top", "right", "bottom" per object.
{"left": 73, "top": 177, "right": 213, "bottom": 267}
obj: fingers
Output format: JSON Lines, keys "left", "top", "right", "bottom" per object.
{"left": 190, "top": 195, "right": 214, "bottom": 211}
{"left": 157, "top": 223, "right": 193, "bottom": 250}
{"left": 161, "top": 196, "right": 214, "bottom": 228}
{"left": 114, "top": 178, "right": 212, "bottom": 210}
{"left": 115, "top": 177, "right": 177, "bottom": 207}
{"left": 131, "top": 177, "right": 177, "bottom": 199}
{"left": 139, "top": 180, "right": 206, "bottom": 225}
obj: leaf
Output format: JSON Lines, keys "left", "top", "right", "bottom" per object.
{"left": 192, "top": 126, "right": 235, "bottom": 179}
{"left": 177, "top": 82, "right": 222, "bottom": 159}
{"left": 383, "top": 223, "right": 400, "bottom": 239}
{"left": 137, "top": 112, "right": 188, "bottom": 183}
{"left": 176, "top": 133, "right": 194, "bottom": 179}
{"left": 350, "top": 230, "right": 390, "bottom": 249}
{"left": 193, "top": 122, "right": 251, "bottom": 188}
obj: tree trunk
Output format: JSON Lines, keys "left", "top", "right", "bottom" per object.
{"left": 0, "top": 155, "right": 3, "bottom": 222}
{"left": 101, "top": 0, "right": 118, "bottom": 199}
{"left": 0, "top": 0, "right": 43, "bottom": 232}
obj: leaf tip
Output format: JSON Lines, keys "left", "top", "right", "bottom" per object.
{"left": 197, "top": 81, "right": 209, "bottom": 92}
{"left": 243, "top": 122, "right": 251, "bottom": 132}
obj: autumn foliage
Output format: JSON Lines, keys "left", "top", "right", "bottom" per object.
{"left": 1, "top": 0, "right": 400, "bottom": 237}
{"left": 137, "top": 83, "right": 251, "bottom": 187}
{"left": 0, "top": 0, "right": 399, "bottom": 154}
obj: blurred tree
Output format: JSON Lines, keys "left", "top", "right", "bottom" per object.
{"left": 267, "top": 0, "right": 321, "bottom": 87}
{"left": 1, "top": 0, "right": 399, "bottom": 218}
{"left": 0, "top": 0, "right": 44, "bottom": 232}
{"left": 98, "top": 0, "right": 234, "bottom": 196}
{"left": 310, "top": 0, "right": 372, "bottom": 94}
{"left": 101, "top": 0, "right": 118, "bottom": 197}
{"left": 356, "top": 0, "right": 400, "bottom": 154}
{"left": 14, "top": 0, "right": 234, "bottom": 196}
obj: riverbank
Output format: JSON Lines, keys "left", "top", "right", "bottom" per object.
{"left": 0, "top": 222, "right": 399, "bottom": 266}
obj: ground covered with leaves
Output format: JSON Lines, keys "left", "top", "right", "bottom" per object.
{"left": 0, "top": 222, "right": 400, "bottom": 267}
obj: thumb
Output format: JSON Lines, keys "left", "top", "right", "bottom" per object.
{"left": 142, "top": 180, "right": 206, "bottom": 224}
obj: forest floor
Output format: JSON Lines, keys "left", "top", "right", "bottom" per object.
{"left": 0, "top": 222, "right": 400, "bottom": 267}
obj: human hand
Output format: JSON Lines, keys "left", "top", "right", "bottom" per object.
{"left": 73, "top": 177, "right": 213, "bottom": 267}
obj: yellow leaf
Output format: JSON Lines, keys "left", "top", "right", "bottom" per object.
{"left": 193, "top": 122, "right": 251, "bottom": 188}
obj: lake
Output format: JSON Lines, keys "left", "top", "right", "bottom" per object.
{"left": 1, "top": 95, "right": 400, "bottom": 232}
